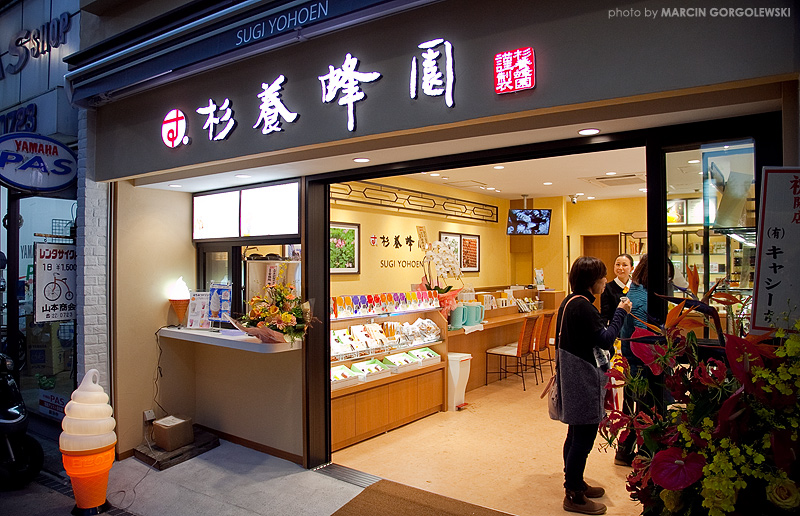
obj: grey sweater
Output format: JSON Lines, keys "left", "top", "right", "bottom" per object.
{"left": 555, "top": 291, "right": 626, "bottom": 425}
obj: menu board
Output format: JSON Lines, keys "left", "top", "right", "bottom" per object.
{"left": 193, "top": 191, "right": 239, "bottom": 239}
{"left": 240, "top": 182, "right": 299, "bottom": 236}
{"left": 187, "top": 292, "right": 211, "bottom": 329}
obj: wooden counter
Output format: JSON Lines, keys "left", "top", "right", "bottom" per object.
{"left": 447, "top": 307, "right": 556, "bottom": 392}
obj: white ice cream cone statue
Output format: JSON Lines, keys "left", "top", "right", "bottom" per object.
{"left": 168, "top": 276, "right": 191, "bottom": 326}
{"left": 60, "top": 369, "right": 117, "bottom": 513}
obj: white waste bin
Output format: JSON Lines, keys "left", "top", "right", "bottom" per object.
{"left": 447, "top": 352, "right": 472, "bottom": 411}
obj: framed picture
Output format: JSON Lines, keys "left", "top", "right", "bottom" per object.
{"left": 330, "top": 223, "right": 360, "bottom": 274}
{"left": 439, "top": 232, "right": 461, "bottom": 259}
{"left": 283, "top": 244, "right": 302, "bottom": 261}
{"left": 666, "top": 199, "right": 687, "bottom": 225}
{"left": 460, "top": 234, "right": 480, "bottom": 272}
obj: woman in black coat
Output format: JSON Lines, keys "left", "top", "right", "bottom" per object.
{"left": 556, "top": 256, "right": 631, "bottom": 515}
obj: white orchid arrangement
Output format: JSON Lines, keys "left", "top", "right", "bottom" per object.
{"left": 422, "top": 241, "right": 462, "bottom": 293}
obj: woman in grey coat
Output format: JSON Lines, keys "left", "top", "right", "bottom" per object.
{"left": 556, "top": 256, "right": 631, "bottom": 515}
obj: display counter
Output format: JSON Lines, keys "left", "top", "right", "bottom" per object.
{"left": 157, "top": 327, "right": 302, "bottom": 353}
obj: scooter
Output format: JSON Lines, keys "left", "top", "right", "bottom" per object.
{"left": 0, "top": 352, "right": 44, "bottom": 490}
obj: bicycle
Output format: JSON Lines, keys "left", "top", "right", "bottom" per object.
{"left": 43, "top": 273, "right": 74, "bottom": 302}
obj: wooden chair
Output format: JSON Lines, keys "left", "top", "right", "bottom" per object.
{"left": 485, "top": 315, "right": 538, "bottom": 391}
{"left": 529, "top": 313, "right": 555, "bottom": 384}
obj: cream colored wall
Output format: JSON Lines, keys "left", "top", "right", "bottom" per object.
{"left": 113, "top": 181, "right": 302, "bottom": 457}
{"left": 565, "top": 196, "right": 648, "bottom": 277}
{"left": 532, "top": 197, "right": 569, "bottom": 292}
{"left": 113, "top": 180, "right": 198, "bottom": 453}
{"left": 330, "top": 176, "right": 511, "bottom": 296}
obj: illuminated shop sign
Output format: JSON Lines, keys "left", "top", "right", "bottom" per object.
{"left": 160, "top": 39, "right": 458, "bottom": 145}
{"left": 494, "top": 47, "right": 535, "bottom": 94}
{"left": 2, "top": 12, "right": 72, "bottom": 77}
{"left": 0, "top": 132, "right": 77, "bottom": 193}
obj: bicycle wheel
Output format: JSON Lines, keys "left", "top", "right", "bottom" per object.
{"left": 44, "top": 282, "right": 62, "bottom": 301}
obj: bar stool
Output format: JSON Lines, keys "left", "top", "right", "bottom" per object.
{"left": 529, "top": 313, "right": 555, "bottom": 384}
{"left": 485, "top": 315, "right": 538, "bottom": 391}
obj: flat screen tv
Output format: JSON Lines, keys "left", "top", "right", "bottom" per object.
{"left": 507, "top": 209, "right": 551, "bottom": 235}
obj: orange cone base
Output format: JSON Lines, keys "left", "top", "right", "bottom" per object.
{"left": 71, "top": 500, "right": 112, "bottom": 515}
{"left": 68, "top": 470, "right": 112, "bottom": 509}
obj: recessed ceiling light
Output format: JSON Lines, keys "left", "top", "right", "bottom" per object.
{"left": 605, "top": 172, "right": 617, "bottom": 176}
{"left": 639, "top": 188, "right": 648, "bottom": 192}
{"left": 543, "top": 182, "right": 553, "bottom": 186}
{"left": 479, "top": 186, "right": 486, "bottom": 189}
{"left": 578, "top": 128, "right": 600, "bottom": 136}
{"left": 430, "top": 173, "right": 440, "bottom": 177}
{"left": 235, "top": 174, "right": 251, "bottom": 178}
{"left": 169, "top": 184, "right": 182, "bottom": 188}
{"left": 487, "top": 187, "right": 495, "bottom": 190}
{"left": 493, "top": 165, "right": 504, "bottom": 170}
{"left": 576, "top": 192, "right": 584, "bottom": 196}
{"left": 441, "top": 176, "right": 449, "bottom": 180}
{"left": 688, "top": 159, "right": 700, "bottom": 164}
{"left": 495, "top": 189, "right": 501, "bottom": 192}
{"left": 353, "top": 157, "right": 370, "bottom": 163}
{"left": 587, "top": 196, "right": 595, "bottom": 200}
{"left": 723, "top": 145, "right": 730, "bottom": 149}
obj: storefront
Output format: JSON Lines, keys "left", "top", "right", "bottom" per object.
{"left": 64, "top": 0, "right": 798, "bottom": 469}
{"left": 0, "top": 0, "right": 81, "bottom": 427}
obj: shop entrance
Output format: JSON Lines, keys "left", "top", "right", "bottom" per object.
{"left": 301, "top": 112, "right": 783, "bottom": 514}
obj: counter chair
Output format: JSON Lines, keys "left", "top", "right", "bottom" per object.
{"left": 528, "top": 313, "right": 555, "bottom": 384}
{"left": 485, "top": 315, "right": 539, "bottom": 391}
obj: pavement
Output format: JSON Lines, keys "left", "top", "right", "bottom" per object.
{"left": 0, "top": 415, "right": 366, "bottom": 516}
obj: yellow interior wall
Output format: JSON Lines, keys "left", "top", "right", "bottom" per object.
{"left": 532, "top": 196, "right": 569, "bottom": 292}
{"left": 113, "top": 181, "right": 302, "bottom": 457}
{"left": 566, "top": 196, "right": 648, "bottom": 272}
{"left": 330, "top": 176, "right": 511, "bottom": 296}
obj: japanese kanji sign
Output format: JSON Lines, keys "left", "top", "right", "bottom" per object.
{"left": 34, "top": 243, "right": 77, "bottom": 323}
{"left": 494, "top": 47, "right": 535, "bottom": 94}
{"left": 752, "top": 167, "right": 800, "bottom": 330}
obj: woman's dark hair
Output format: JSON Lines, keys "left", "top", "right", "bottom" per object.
{"left": 616, "top": 253, "right": 634, "bottom": 268}
{"left": 631, "top": 254, "right": 649, "bottom": 289}
{"left": 569, "top": 256, "right": 607, "bottom": 293}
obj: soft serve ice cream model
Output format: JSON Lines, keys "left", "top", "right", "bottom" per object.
{"left": 60, "top": 369, "right": 117, "bottom": 512}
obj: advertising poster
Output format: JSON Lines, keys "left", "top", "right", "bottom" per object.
{"left": 34, "top": 243, "right": 77, "bottom": 323}
{"left": 208, "top": 283, "right": 232, "bottom": 322}
{"left": 187, "top": 292, "right": 211, "bottom": 329}
{"left": 752, "top": 167, "right": 800, "bottom": 331}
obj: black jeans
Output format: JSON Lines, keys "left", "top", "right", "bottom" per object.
{"left": 563, "top": 423, "right": 599, "bottom": 491}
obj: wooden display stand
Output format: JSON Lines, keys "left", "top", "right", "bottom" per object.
{"left": 330, "top": 309, "right": 448, "bottom": 451}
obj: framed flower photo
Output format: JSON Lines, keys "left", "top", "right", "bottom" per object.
{"left": 330, "top": 222, "right": 360, "bottom": 274}
{"left": 439, "top": 232, "right": 461, "bottom": 259}
{"left": 460, "top": 234, "right": 480, "bottom": 272}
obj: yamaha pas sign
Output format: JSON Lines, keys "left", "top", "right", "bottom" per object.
{"left": 0, "top": 133, "right": 77, "bottom": 193}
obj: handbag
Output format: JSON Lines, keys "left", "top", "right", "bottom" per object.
{"left": 539, "top": 295, "right": 589, "bottom": 421}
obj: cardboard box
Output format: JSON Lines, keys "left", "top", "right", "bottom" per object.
{"left": 153, "top": 416, "right": 194, "bottom": 451}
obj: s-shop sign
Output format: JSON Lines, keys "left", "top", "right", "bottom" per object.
{"left": 0, "top": 132, "right": 77, "bottom": 193}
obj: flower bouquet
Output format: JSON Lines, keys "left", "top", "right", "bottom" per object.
{"left": 419, "top": 240, "right": 462, "bottom": 317}
{"left": 226, "top": 284, "right": 314, "bottom": 343}
{"left": 600, "top": 266, "right": 799, "bottom": 516}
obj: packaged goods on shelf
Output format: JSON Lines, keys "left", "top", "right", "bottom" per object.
{"left": 408, "top": 347, "right": 441, "bottom": 366}
{"left": 400, "top": 318, "right": 441, "bottom": 345}
{"left": 350, "top": 325, "right": 379, "bottom": 349}
{"left": 352, "top": 359, "right": 391, "bottom": 381}
{"left": 364, "top": 323, "right": 389, "bottom": 345}
{"left": 382, "top": 352, "right": 420, "bottom": 374}
{"left": 331, "top": 365, "right": 359, "bottom": 390}
{"left": 331, "top": 290, "right": 442, "bottom": 319}
{"left": 383, "top": 321, "right": 401, "bottom": 339}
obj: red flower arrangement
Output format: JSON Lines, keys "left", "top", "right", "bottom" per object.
{"left": 600, "top": 266, "right": 800, "bottom": 515}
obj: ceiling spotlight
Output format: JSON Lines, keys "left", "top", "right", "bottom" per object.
{"left": 543, "top": 182, "right": 553, "bottom": 186}
{"left": 169, "top": 184, "right": 182, "bottom": 188}
{"left": 429, "top": 173, "right": 440, "bottom": 177}
{"left": 569, "top": 195, "right": 578, "bottom": 204}
{"left": 487, "top": 187, "right": 495, "bottom": 190}
{"left": 493, "top": 165, "right": 505, "bottom": 170}
{"left": 441, "top": 176, "right": 449, "bottom": 180}
{"left": 235, "top": 174, "right": 251, "bottom": 178}
{"left": 353, "top": 157, "right": 370, "bottom": 163}
{"left": 576, "top": 192, "right": 584, "bottom": 196}
{"left": 688, "top": 159, "right": 700, "bottom": 164}
{"left": 578, "top": 128, "right": 600, "bottom": 136}
{"left": 587, "top": 196, "right": 596, "bottom": 200}
{"left": 605, "top": 172, "right": 617, "bottom": 176}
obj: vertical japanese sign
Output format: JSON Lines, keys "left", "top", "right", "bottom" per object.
{"left": 34, "top": 243, "right": 77, "bottom": 323}
{"left": 752, "top": 167, "right": 800, "bottom": 330}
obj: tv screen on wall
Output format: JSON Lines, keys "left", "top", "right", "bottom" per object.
{"left": 507, "top": 209, "right": 551, "bottom": 235}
